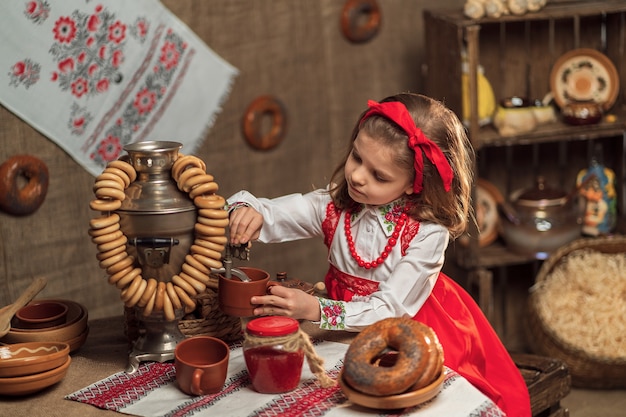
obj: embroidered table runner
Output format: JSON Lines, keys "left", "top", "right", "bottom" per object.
{"left": 66, "top": 340, "right": 503, "bottom": 417}
{"left": 0, "top": 0, "right": 237, "bottom": 176}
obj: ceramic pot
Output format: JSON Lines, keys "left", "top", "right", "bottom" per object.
{"left": 561, "top": 101, "right": 603, "bottom": 125}
{"left": 499, "top": 177, "right": 582, "bottom": 259}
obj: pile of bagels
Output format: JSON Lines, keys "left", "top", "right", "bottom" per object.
{"left": 88, "top": 154, "right": 228, "bottom": 322}
{"left": 342, "top": 317, "right": 444, "bottom": 396}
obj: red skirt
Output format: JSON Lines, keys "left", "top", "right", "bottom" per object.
{"left": 414, "top": 274, "right": 531, "bottom": 417}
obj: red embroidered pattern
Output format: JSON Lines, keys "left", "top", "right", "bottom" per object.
{"left": 327, "top": 265, "right": 380, "bottom": 296}
{"left": 252, "top": 368, "right": 343, "bottom": 417}
{"left": 322, "top": 201, "right": 340, "bottom": 248}
{"left": 66, "top": 362, "right": 174, "bottom": 409}
{"left": 401, "top": 217, "right": 420, "bottom": 256}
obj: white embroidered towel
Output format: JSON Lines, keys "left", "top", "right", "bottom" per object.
{"left": 0, "top": 0, "right": 237, "bottom": 176}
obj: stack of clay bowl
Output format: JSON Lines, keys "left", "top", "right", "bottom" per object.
{"left": 0, "top": 341, "right": 71, "bottom": 395}
{"left": 0, "top": 299, "right": 89, "bottom": 353}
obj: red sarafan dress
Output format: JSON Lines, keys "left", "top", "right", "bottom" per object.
{"left": 323, "top": 203, "right": 531, "bottom": 417}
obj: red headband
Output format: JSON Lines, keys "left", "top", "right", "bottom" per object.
{"left": 361, "top": 100, "right": 453, "bottom": 193}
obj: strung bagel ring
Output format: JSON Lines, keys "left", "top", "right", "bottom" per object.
{"left": 340, "top": 0, "right": 381, "bottom": 44}
{"left": 0, "top": 155, "right": 49, "bottom": 216}
{"left": 89, "top": 154, "right": 227, "bottom": 321}
{"left": 242, "top": 95, "right": 287, "bottom": 151}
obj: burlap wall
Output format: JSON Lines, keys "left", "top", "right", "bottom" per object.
{"left": 0, "top": 0, "right": 461, "bottom": 319}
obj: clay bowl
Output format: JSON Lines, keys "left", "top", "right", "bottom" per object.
{"left": 15, "top": 301, "right": 68, "bottom": 329}
{"left": 0, "top": 356, "right": 72, "bottom": 396}
{"left": 338, "top": 366, "right": 446, "bottom": 409}
{"left": 0, "top": 341, "right": 69, "bottom": 378}
{"left": 1, "top": 300, "right": 88, "bottom": 352}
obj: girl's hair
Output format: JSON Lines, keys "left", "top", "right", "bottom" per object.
{"left": 329, "top": 93, "right": 475, "bottom": 239}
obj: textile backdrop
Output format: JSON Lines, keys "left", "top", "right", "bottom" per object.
{"left": 0, "top": 0, "right": 460, "bottom": 319}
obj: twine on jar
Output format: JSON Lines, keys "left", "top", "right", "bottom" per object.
{"left": 244, "top": 328, "right": 336, "bottom": 388}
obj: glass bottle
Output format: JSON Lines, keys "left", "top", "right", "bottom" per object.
{"left": 243, "top": 316, "right": 305, "bottom": 393}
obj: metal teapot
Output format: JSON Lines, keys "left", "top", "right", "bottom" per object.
{"left": 499, "top": 176, "right": 582, "bottom": 259}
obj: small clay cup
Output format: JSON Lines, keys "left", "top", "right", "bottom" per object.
{"left": 15, "top": 301, "right": 69, "bottom": 329}
{"left": 174, "top": 336, "right": 230, "bottom": 396}
{"left": 218, "top": 267, "right": 276, "bottom": 317}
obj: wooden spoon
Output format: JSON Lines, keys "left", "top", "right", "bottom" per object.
{"left": 0, "top": 276, "right": 47, "bottom": 338}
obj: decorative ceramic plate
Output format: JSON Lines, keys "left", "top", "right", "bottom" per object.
{"left": 550, "top": 48, "right": 619, "bottom": 111}
{"left": 0, "top": 342, "right": 69, "bottom": 378}
{"left": 459, "top": 178, "right": 502, "bottom": 248}
{"left": 338, "top": 367, "right": 445, "bottom": 410}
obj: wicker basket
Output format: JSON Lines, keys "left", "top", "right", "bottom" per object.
{"left": 526, "top": 235, "right": 626, "bottom": 389}
{"left": 125, "top": 276, "right": 243, "bottom": 344}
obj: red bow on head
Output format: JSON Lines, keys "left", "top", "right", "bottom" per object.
{"left": 361, "top": 100, "right": 453, "bottom": 193}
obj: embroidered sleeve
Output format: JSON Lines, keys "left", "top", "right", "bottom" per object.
{"left": 318, "top": 297, "right": 346, "bottom": 330}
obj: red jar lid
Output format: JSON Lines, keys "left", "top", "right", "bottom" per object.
{"left": 246, "top": 316, "right": 299, "bottom": 337}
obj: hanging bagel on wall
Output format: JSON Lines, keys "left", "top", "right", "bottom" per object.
{"left": 0, "top": 155, "right": 49, "bottom": 216}
{"left": 242, "top": 95, "right": 287, "bottom": 151}
{"left": 341, "top": 0, "right": 381, "bottom": 43}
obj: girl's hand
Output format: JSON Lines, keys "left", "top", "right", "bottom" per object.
{"left": 229, "top": 206, "right": 263, "bottom": 244}
{"left": 251, "top": 285, "right": 321, "bottom": 322}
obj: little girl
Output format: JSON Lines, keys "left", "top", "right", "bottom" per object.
{"left": 227, "top": 93, "right": 530, "bottom": 417}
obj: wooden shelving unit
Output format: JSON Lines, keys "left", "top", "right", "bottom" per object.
{"left": 423, "top": 2, "right": 626, "bottom": 329}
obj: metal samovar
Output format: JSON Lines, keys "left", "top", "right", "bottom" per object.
{"left": 117, "top": 141, "right": 196, "bottom": 373}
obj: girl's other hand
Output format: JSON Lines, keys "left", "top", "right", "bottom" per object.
{"left": 251, "top": 285, "right": 321, "bottom": 322}
{"left": 229, "top": 206, "right": 263, "bottom": 244}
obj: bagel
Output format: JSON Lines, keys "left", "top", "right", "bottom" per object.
{"left": 0, "top": 155, "right": 49, "bottom": 215}
{"left": 188, "top": 181, "right": 219, "bottom": 199}
{"left": 90, "top": 198, "right": 122, "bottom": 212}
{"left": 106, "top": 160, "right": 137, "bottom": 183}
{"left": 172, "top": 155, "right": 206, "bottom": 181}
{"left": 142, "top": 288, "right": 157, "bottom": 317}
{"left": 193, "top": 194, "right": 226, "bottom": 210}
{"left": 125, "top": 278, "right": 148, "bottom": 308}
{"left": 197, "top": 215, "right": 229, "bottom": 228}
{"left": 194, "top": 223, "right": 226, "bottom": 237}
{"left": 342, "top": 317, "right": 443, "bottom": 396}
{"left": 107, "top": 265, "right": 134, "bottom": 286}
{"left": 102, "top": 166, "right": 131, "bottom": 188}
{"left": 173, "top": 284, "right": 197, "bottom": 313}
{"left": 154, "top": 281, "right": 166, "bottom": 312}
{"left": 177, "top": 167, "right": 206, "bottom": 192}
{"left": 183, "top": 173, "right": 215, "bottom": 192}
{"left": 89, "top": 213, "right": 120, "bottom": 229}
{"left": 138, "top": 278, "right": 158, "bottom": 308}
{"left": 166, "top": 282, "right": 183, "bottom": 310}
{"left": 198, "top": 208, "right": 229, "bottom": 219}
{"left": 93, "top": 179, "right": 124, "bottom": 192}
{"left": 95, "top": 172, "right": 126, "bottom": 188}
{"left": 88, "top": 222, "right": 120, "bottom": 238}
{"left": 163, "top": 289, "right": 175, "bottom": 321}
{"left": 95, "top": 244, "right": 126, "bottom": 261}
{"left": 194, "top": 238, "right": 226, "bottom": 253}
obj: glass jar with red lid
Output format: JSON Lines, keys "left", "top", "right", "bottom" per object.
{"left": 243, "top": 316, "right": 305, "bottom": 393}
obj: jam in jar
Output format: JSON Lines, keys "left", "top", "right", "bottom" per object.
{"left": 243, "top": 316, "right": 305, "bottom": 393}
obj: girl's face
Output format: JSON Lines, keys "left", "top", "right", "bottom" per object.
{"left": 344, "top": 130, "right": 414, "bottom": 206}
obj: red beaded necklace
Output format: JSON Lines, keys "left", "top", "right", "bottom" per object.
{"left": 344, "top": 206, "right": 408, "bottom": 269}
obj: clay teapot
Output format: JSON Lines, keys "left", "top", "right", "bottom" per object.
{"left": 499, "top": 176, "right": 582, "bottom": 259}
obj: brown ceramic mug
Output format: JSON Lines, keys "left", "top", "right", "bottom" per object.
{"left": 174, "top": 336, "right": 230, "bottom": 396}
{"left": 218, "top": 267, "right": 276, "bottom": 317}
